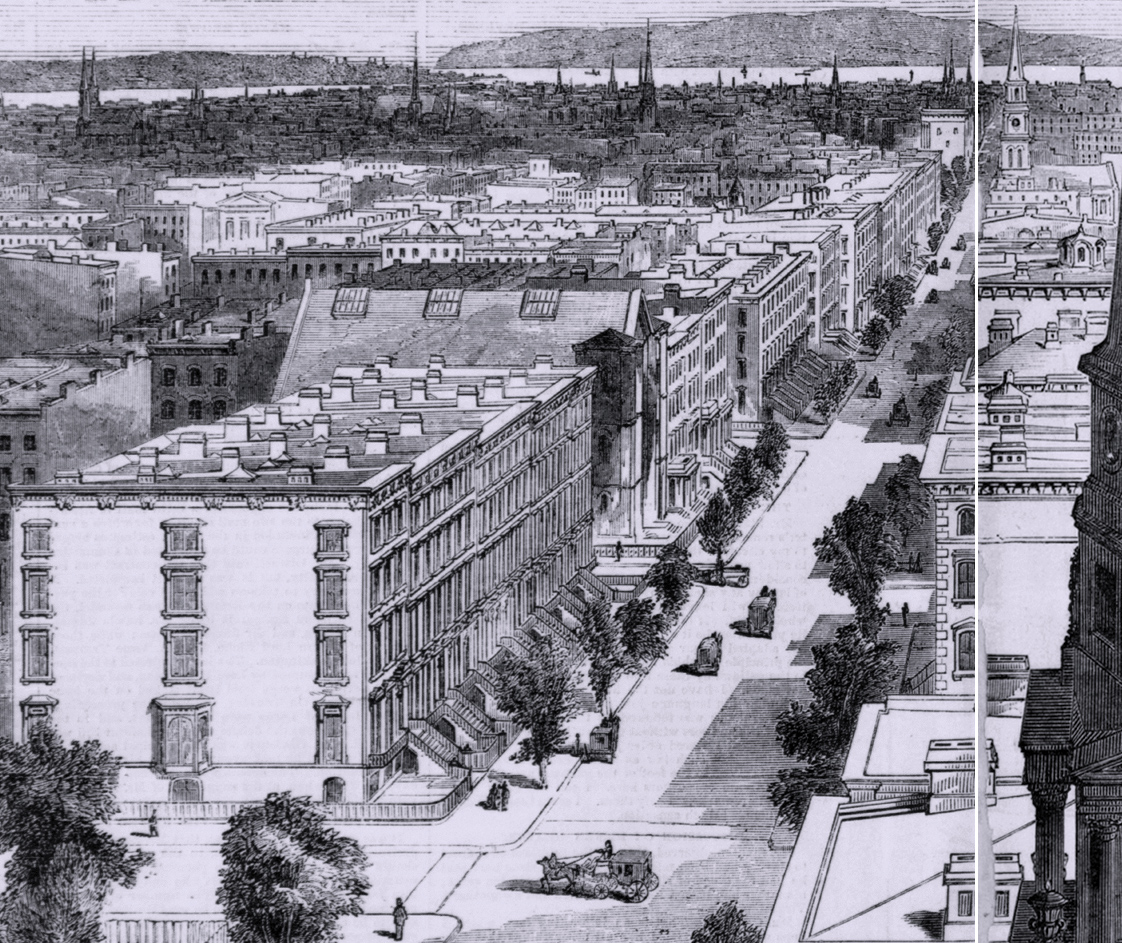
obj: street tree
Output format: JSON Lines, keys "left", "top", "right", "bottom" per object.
{"left": 691, "top": 902, "right": 764, "bottom": 943}
{"left": 860, "top": 316, "right": 890, "bottom": 352}
{"left": 218, "top": 792, "right": 368, "bottom": 943}
{"left": 495, "top": 637, "right": 581, "bottom": 788}
{"left": 576, "top": 595, "right": 626, "bottom": 714}
{"left": 872, "top": 275, "right": 913, "bottom": 328}
{"left": 813, "top": 360, "right": 856, "bottom": 422}
{"left": 813, "top": 497, "right": 899, "bottom": 632}
{"left": 0, "top": 725, "right": 154, "bottom": 943}
{"left": 616, "top": 596, "right": 670, "bottom": 671}
{"left": 697, "top": 489, "right": 739, "bottom": 585}
{"left": 726, "top": 446, "right": 766, "bottom": 522}
{"left": 884, "top": 454, "right": 931, "bottom": 547}
{"left": 918, "top": 376, "right": 950, "bottom": 437}
{"left": 927, "top": 221, "right": 946, "bottom": 253}
{"left": 770, "top": 622, "right": 900, "bottom": 826}
{"left": 645, "top": 543, "right": 699, "bottom": 622}
{"left": 753, "top": 420, "right": 790, "bottom": 485}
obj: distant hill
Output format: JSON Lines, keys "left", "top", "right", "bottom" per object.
{"left": 435, "top": 9, "right": 1122, "bottom": 70}
{"left": 0, "top": 51, "right": 413, "bottom": 93}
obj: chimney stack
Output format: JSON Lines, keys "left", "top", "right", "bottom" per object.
{"left": 379, "top": 389, "right": 397, "bottom": 411}
{"left": 329, "top": 378, "right": 354, "bottom": 403}
{"left": 224, "top": 416, "right": 250, "bottom": 442}
{"left": 313, "top": 413, "right": 332, "bottom": 439}
{"left": 323, "top": 445, "right": 350, "bottom": 471}
{"left": 220, "top": 447, "right": 240, "bottom": 476}
{"left": 365, "top": 431, "right": 388, "bottom": 455}
{"left": 482, "top": 377, "right": 505, "bottom": 403}
{"left": 457, "top": 385, "right": 479, "bottom": 409}
{"left": 178, "top": 432, "right": 207, "bottom": 460}
{"left": 269, "top": 432, "right": 287, "bottom": 459}
{"left": 398, "top": 413, "right": 424, "bottom": 436}
{"left": 263, "top": 405, "right": 283, "bottom": 429}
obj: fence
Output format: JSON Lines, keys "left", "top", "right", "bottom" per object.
{"left": 103, "top": 918, "right": 228, "bottom": 943}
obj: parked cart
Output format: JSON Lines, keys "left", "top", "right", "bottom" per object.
{"left": 694, "top": 632, "right": 722, "bottom": 675}
{"left": 585, "top": 715, "right": 620, "bottom": 763}
{"left": 739, "top": 586, "right": 777, "bottom": 638}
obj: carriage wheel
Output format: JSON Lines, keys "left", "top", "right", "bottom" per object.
{"left": 646, "top": 873, "right": 660, "bottom": 890}
{"left": 594, "top": 884, "right": 609, "bottom": 899}
{"left": 631, "top": 883, "right": 649, "bottom": 903}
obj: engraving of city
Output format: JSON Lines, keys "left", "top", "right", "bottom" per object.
{"left": 5, "top": 0, "right": 1122, "bottom": 939}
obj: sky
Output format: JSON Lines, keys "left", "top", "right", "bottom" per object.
{"left": 0, "top": 0, "right": 975, "bottom": 62}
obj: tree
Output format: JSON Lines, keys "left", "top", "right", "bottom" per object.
{"left": 918, "top": 376, "right": 950, "bottom": 436}
{"left": 753, "top": 420, "right": 790, "bottom": 485}
{"left": 860, "top": 316, "right": 890, "bottom": 351}
{"left": 769, "top": 622, "right": 900, "bottom": 826}
{"left": 697, "top": 489, "right": 739, "bottom": 585}
{"left": 813, "top": 360, "right": 856, "bottom": 422}
{"left": 576, "top": 595, "right": 626, "bottom": 714}
{"left": 218, "top": 792, "right": 368, "bottom": 943}
{"left": 0, "top": 725, "right": 153, "bottom": 943}
{"left": 646, "top": 543, "right": 699, "bottom": 621}
{"left": 872, "top": 275, "right": 913, "bottom": 328}
{"left": 884, "top": 454, "right": 931, "bottom": 548}
{"left": 927, "top": 221, "right": 946, "bottom": 253}
{"left": 495, "top": 637, "right": 581, "bottom": 788}
{"left": 813, "top": 498, "right": 899, "bottom": 632}
{"left": 616, "top": 596, "right": 669, "bottom": 671}
{"left": 726, "top": 446, "right": 767, "bottom": 522}
{"left": 691, "top": 901, "right": 764, "bottom": 943}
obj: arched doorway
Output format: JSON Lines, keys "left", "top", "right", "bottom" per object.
{"left": 323, "top": 777, "right": 346, "bottom": 803}
{"left": 170, "top": 778, "right": 201, "bottom": 802}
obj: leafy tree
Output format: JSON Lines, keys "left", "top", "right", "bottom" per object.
{"left": 814, "top": 498, "right": 899, "bottom": 631}
{"left": 860, "top": 316, "right": 890, "bottom": 351}
{"left": 697, "top": 489, "right": 739, "bottom": 585}
{"left": 691, "top": 901, "right": 764, "bottom": 943}
{"left": 616, "top": 596, "right": 669, "bottom": 671}
{"left": 884, "top": 454, "right": 931, "bottom": 547}
{"left": 646, "top": 543, "right": 699, "bottom": 621}
{"left": 218, "top": 793, "right": 368, "bottom": 943}
{"left": 872, "top": 275, "right": 913, "bottom": 328}
{"left": 753, "top": 420, "right": 790, "bottom": 485}
{"left": 726, "top": 446, "right": 767, "bottom": 522}
{"left": 812, "top": 360, "right": 856, "bottom": 422}
{"left": 576, "top": 595, "right": 626, "bottom": 713}
{"left": 918, "top": 376, "right": 950, "bottom": 437}
{"left": 0, "top": 724, "right": 153, "bottom": 943}
{"left": 927, "top": 221, "right": 946, "bottom": 253}
{"left": 941, "top": 207, "right": 954, "bottom": 230}
{"left": 770, "top": 623, "right": 900, "bottom": 826}
{"left": 496, "top": 637, "right": 581, "bottom": 787}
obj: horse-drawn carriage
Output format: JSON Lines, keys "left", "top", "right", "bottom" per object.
{"left": 738, "top": 586, "right": 777, "bottom": 639}
{"left": 584, "top": 714, "right": 620, "bottom": 763}
{"left": 887, "top": 396, "right": 911, "bottom": 427}
{"left": 694, "top": 632, "right": 722, "bottom": 675}
{"left": 538, "top": 842, "right": 659, "bottom": 903}
{"left": 864, "top": 376, "right": 881, "bottom": 399}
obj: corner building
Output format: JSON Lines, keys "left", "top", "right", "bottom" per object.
{"left": 7, "top": 360, "right": 596, "bottom": 818}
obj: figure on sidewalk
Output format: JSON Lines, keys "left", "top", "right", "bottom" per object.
{"left": 500, "top": 780, "right": 510, "bottom": 811}
{"left": 393, "top": 898, "right": 408, "bottom": 941}
{"left": 615, "top": 540, "right": 623, "bottom": 562}
{"left": 148, "top": 810, "right": 159, "bottom": 838}
{"left": 901, "top": 601, "right": 910, "bottom": 628}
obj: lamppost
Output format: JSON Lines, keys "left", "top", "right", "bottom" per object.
{"left": 1028, "top": 881, "right": 1067, "bottom": 943}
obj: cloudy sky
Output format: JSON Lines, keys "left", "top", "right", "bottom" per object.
{"left": 1, "top": 0, "right": 976, "bottom": 62}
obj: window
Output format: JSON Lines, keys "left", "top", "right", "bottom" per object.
{"left": 165, "top": 715, "right": 195, "bottom": 767}
{"left": 0, "top": 435, "right": 10, "bottom": 452}
{"left": 22, "top": 568, "right": 50, "bottom": 616}
{"left": 1095, "top": 563, "right": 1118, "bottom": 638}
{"left": 316, "top": 629, "right": 347, "bottom": 683}
{"left": 737, "top": 359, "right": 747, "bottom": 379}
{"left": 161, "top": 400, "right": 176, "bottom": 420}
{"left": 187, "top": 367, "right": 202, "bottom": 387}
{"left": 323, "top": 777, "right": 346, "bottom": 803}
{"left": 317, "top": 568, "right": 347, "bottom": 616}
{"left": 211, "top": 401, "right": 227, "bottom": 420}
{"left": 316, "top": 523, "right": 348, "bottom": 558}
{"left": 21, "top": 627, "right": 51, "bottom": 682}
{"left": 22, "top": 468, "right": 35, "bottom": 485}
{"left": 163, "top": 567, "right": 203, "bottom": 616}
{"left": 957, "top": 890, "right": 973, "bottom": 918}
{"left": 957, "top": 507, "right": 974, "bottom": 536}
{"left": 163, "top": 522, "right": 202, "bottom": 557}
{"left": 956, "top": 628, "right": 975, "bottom": 674}
{"left": 152, "top": 698, "right": 212, "bottom": 771}
{"left": 22, "top": 521, "right": 51, "bottom": 556}
{"left": 188, "top": 401, "right": 203, "bottom": 421}
{"left": 995, "top": 890, "right": 1010, "bottom": 919}
{"left": 316, "top": 700, "right": 348, "bottom": 764}
{"left": 170, "top": 778, "right": 202, "bottom": 801}
{"left": 20, "top": 696, "right": 56, "bottom": 741}
{"left": 163, "top": 367, "right": 177, "bottom": 387}
{"left": 955, "top": 560, "right": 975, "bottom": 601}
{"left": 213, "top": 366, "right": 227, "bottom": 387}
{"left": 22, "top": 434, "right": 35, "bottom": 452}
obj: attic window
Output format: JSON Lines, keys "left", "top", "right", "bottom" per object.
{"left": 424, "top": 288, "right": 464, "bottom": 319}
{"left": 520, "top": 289, "right": 560, "bottom": 320}
{"left": 332, "top": 288, "right": 369, "bottom": 318}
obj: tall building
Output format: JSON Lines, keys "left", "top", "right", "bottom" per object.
{"left": 999, "top": 9, "right": 1031, "bottom": 174}
{"left": 637, "top": 20, "right": 658, "bottom": 130}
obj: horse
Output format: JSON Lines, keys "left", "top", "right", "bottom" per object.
{"left": 538, "top": 853, "right": 578, "bottom": 893}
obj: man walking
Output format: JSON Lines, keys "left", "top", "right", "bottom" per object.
{"left": 500, "top": 780, "right": 510, "bottom": 811}
{"left": 393, "top": 898, "right": 408, "bottom": 941}
{"left": 148, "top": 810, "right": 159, "bottom": 838}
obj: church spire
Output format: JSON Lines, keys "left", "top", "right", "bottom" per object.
{"left": 607, "top": 55, "right": 618, "bottom": 96}
{"left": 1007, "top": 6, "right": 1024, "bottom": 84}
{"left": 408, "top": 32, "right": 422, "bottom": 125}
{"left": 830, "top": 52, "right": 840, "bottom": 92}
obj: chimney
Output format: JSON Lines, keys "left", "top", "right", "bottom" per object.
{"left": 429, "top": 354, "right": 446, "bottom": 368}
{"left": 139, "top": 446, "right": 159, "bottom": 470}
{"left": 224, "top": 416, "right": 250, "bottom": 442}
{"left": 361, "top": 367, "right": 381, "bottom": 382}
{"left": 533, "top": 353, "right": 554, "bottom": 372}
{"left": 267, "top": 431, "right": 288, "bottom": 460}
{"left": 178, "top": 432, "right": 207, "bottom": 460}
{"left": 220, "top": 447, "right": 240, "bottom": 476}
{"left": 482, "top": 377, "right": 505, "bottom": 403}
{"left": 410, "top": 378, "right": 427, "bottom": 401}
{"left": 509, "top": 368, "right": 528, "bottom": 389}
{"left": 457, "top": 385, "right": 479, "bottom": 409}
{"left": 426, "top": 368, "right": 443, "bottom": 385}
{"left": 379, "top": 389, "right": 397, "bottom": 411}
{"left": 278, "top": 290, "right": 287, "bottom": 304}
{"left": 329, "top": 378, "right": 354, "bottom": 402}
{"left": 297, "top": 389, "right": 323, "bottom": 412}
{"left": 399, "top": 413, "right": 424, "bottom": 436}
{"left": 263, "top": 405, "right": 283, "bottom": 429}
{"left": 365, "top": 431, "right": 388, "bottom": 455}
{"left": 374, "top": 355, "right": 394, "bottom": 368}
{"left": 323, "top": 445, "right": 350, "bottom": 471}
{"left": 172, "top": 292, "right": 182, "bottom": 308}
{"left": 216, "top": 293, "right": 226, "bottom": 308}
{"left": 1044, "top": 322, "right": 1061, "bottom": 349}
{"left": 313, "top": 413, "right": 332, "bottom": 439}
{"left": 202, "top": 321, "right": 213, "bottom": 336}
{"left": 570, "top": 264, "right": 589, "bottom": 282}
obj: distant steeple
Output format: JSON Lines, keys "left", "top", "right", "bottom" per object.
{"left": 717, "top": 70, "right": 723, "bottom": 96}
{"left": 638, "top": 18, "right": 657, "bottom": 127}
{"left": 555, "top": 65, "right": 564, "bottom": 94}
{"left": 1081, "top": 59, "right": 1087, "bottom": 84}
{"left": 89, "top": 47, "right": 100, "bottom": 107}
{"left": 607, "top": 56, "right": 618, "bottom": 96}
{"left": 830, "top": 53, "right": 840, "bottom": 94}
{"left": 1007, "top": 6, "right": 1024, "bottom": 84}
{"left": 408, "top": 32, "right": 423, "bottom": 126}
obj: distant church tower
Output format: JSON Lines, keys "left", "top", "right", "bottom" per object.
{"left": 607, "top": 56, "right": 618, "bottom": 97}
{"left": 408, "top": 34, "right": 423, "bottom": 127}
{"left": 637, "top": 19, "right": 658, "bottom": 129}
{"left": 78, "top": 47, "right": 100, "bottom": 124}
{"left": 1000, "top": 7, "right": 1032, "bottom": 174}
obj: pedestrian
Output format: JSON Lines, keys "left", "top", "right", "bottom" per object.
{"left": 901, "top": 601, "right": 910, "bottom": 628}
{"left": 500, "top": 780, "right": 510, "bottom": 811}
{"left": 148, "top": 810, "right": 159, "bottom": 838}
{"left": 615, "top": 540, "right": 623, "bottom": 562}
{"left": 393, "top": 898, "right": 408, "bottom": 941}
{"left": 913, "top": 552, "right": 923, "bottom": 574}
